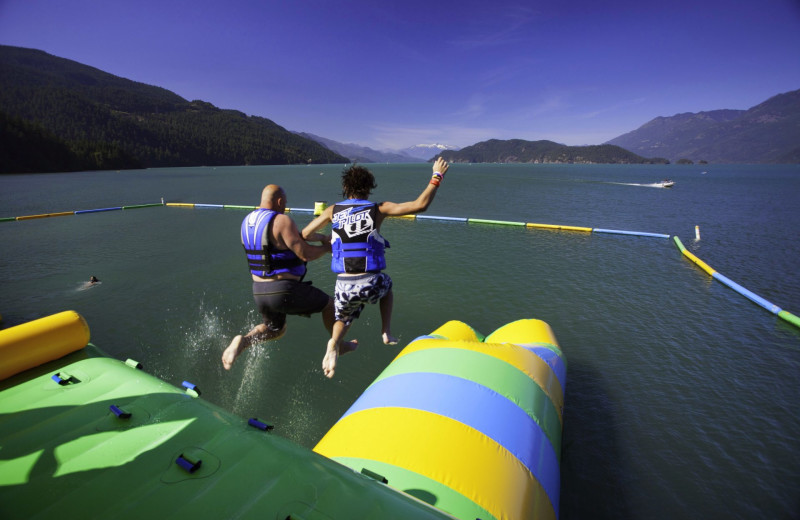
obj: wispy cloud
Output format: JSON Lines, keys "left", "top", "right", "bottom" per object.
{"left": 519, "top": 94, "right": 568, "bottom": 119}
{"left": 578, "top": 97, "right": 647, "bottom": 119}
{"left": 450, "top": 93, "right": 489, "bottom": 120}
{"left": 447, "top": 5, "right": 540, "bottom": 50}
{"left": 477, "top": 60, "right": 541, "bottom": 89}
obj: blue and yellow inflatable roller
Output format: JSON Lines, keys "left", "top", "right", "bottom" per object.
{"left": 314, "top": 319, "right": 567, "bottom": 520}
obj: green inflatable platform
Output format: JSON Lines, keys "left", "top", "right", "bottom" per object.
{"left": 1, "top": 310, "right": 566, "bottom": 520}
{"left": 0, "top": 313, "right": 454, "bottom": 520}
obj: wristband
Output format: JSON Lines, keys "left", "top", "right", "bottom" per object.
{"left": 430, "top": 177, "right": 441, "bottom": 187}
{"left": 433, "top": 171, "right": 444, "bottom": 178}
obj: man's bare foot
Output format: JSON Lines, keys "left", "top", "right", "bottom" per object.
{"left": 340, "top": 339, "right": 359, "bottom": 356}
{"left": 222, "top": 335, "right": 245, "bottom": 370}
{"left": 382, "top": 332, "right": 398, "bottom": 345}
{"left": 322, "top": 339, "right": 339, "bottom": 378}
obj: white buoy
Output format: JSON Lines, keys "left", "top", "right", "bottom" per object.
{"left": 695, "top": 225, "right": 701, "bottom": 241}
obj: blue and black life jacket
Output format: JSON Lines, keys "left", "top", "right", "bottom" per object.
{"left": 330, "top": 199, "right": 390, "bottom": 274}
{"left": 241, "top": 209, "right": 306, "bottom": 278}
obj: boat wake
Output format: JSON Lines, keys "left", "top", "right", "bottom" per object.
{"left": 608, "top": 182, "right": 671, "bottom": 188}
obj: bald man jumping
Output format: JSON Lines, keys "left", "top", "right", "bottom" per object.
{"left": 222, "top": 184, "right": 357, "bottom": 371}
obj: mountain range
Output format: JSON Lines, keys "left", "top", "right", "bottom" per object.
{"left": 292, "top": 133, "right": 460, "bottom": 163}
{"left": 436, "top": 139, "right": 667, "bottom": 165}
{"left": 1, "top": 45, "right": 797, "bottom": 173}
{"left": 306, "top": 89, "right": 800, "bottom": 164}
{"left": 605, "top": 89, "right": 800, "bottom": 163}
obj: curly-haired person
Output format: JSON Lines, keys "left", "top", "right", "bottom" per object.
{"left": 303, "top": 158, "right": 450, "bottom": 378}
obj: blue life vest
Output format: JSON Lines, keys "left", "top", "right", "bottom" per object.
{"left": 241, "top": 209, "right": 306, "bottom": 278}
{"left": 330, "top": 199, "right": 390, "bottom": 274}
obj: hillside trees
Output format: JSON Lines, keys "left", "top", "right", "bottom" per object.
{"left": 0, "top": 45, "right": 348, "bottom": 173}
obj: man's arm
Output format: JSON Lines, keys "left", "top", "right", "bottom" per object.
{"left": 301, "top": 205, "right": 334, "bottom": 240}
{"left": 379, "top": 157, "right": 450, "bottom": 217}
{"left": 273, "top": 213, "right": 330, "bottom": 262}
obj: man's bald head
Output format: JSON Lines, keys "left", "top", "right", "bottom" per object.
{"left": 260, "top": 184, "right": 286, "bottom": 211}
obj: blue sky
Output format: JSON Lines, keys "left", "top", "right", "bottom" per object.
{"left": 1, "top": 0, "right": 799, "bottom": 150}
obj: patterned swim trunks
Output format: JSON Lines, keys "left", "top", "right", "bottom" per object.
{"left": 334, "top": 272, "right": 393, "bottom": 325}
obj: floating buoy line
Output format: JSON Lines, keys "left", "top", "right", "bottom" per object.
{"left": 1, "top": 200, "right": 797, "bottom": 329}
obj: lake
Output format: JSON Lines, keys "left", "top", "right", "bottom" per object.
{"left": 1, "top": 163, "right": 799, "bottom": 519}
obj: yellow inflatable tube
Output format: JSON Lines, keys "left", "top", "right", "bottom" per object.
{"left": 315, "top": 319, "right": 567, "bottom": 520}
{"left": 0, "top": 311, "right": 90, "bottom": 380}
{"left": 527, "top": 222, "right": 592, "bottom": 233}
{"left": 681, "top": 249, "right": 716, "bottom": 276}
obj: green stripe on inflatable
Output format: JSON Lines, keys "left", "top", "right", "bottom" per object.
{"left": 331, "top": 456, "right": 495, "bottom": 520}
{"left": 673, "top": 235, "right": 686, "bottom": 252}
{"left": 372, "top": 348, "right": 562, "bottom": 455}
{"left": 457, "top": 322, "right": 485, "bottom": 342}
{"left": 0, "top": 217, "right": 15, "bottom": 222}
{"left": 779, "top": 310, "right": 800, "bottom": 329}
{"left": 224, "top": 204, "right": 258, "bottom": 210}
{"left": 468, "top": 218, "right": 526, "bottom": 227}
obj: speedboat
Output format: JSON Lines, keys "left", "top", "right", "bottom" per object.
{"left": 660, "top": 179, "right": 674, "bottom": 188}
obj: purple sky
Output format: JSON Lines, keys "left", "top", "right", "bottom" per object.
{"left": 2, "top": 0, "right": 799, "bottom": 150}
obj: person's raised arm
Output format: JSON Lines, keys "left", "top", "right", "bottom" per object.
{"left": 378, "top": 157, "right": 450, "bottom": 217}
{"left": 274, "top": 213, "right": 330, "bottom": 262}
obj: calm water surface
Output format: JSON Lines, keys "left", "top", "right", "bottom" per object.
{"left": 1, "top": 163, "right": 799, "bottom": 519}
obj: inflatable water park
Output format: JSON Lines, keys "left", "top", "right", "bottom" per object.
{"left": 0, "top": 310, "right": 566, "bottom": 520}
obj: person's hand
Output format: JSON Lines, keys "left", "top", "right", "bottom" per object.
{"left": 433, "top": 157, "right": 450, "bottom": 177}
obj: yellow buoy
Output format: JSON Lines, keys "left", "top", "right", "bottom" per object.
{"left": 314, "top": 201, "right": 328, "bottom": 216}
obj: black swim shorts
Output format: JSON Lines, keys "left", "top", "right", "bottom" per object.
{"left": 252, "top": 280, "right": 330, "bottom": 332}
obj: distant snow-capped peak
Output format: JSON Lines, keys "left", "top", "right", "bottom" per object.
{"left": 411, "top": 143, "right": 456, "bottom": 150}
{"left": 402, "top": 143, "right": 460, "bottom": 159}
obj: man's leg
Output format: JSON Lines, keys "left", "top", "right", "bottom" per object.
{"left": 222, "top": 322, "right": 285, "bottom": 370}
{"left": 323, "top": 319, "right": 351, "bottom": 378}
{"left": 379, "top": 288, "right": 397, "bottom": 345}
{"left": 224, "top": 285, "right": 290, "bottom": 370}
{"left": 321, "top": 298, "right": 359, "bottom": 357}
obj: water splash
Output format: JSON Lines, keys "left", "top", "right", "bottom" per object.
{"left": 75, "top": 280, "right": 101, "bottom": 291}
{"left": 277, "top": 369, "right": 322, "bottom": 446}
{"left": 230, "top": 343, "right": 272, "bottom": 416}
{"left": 176, "top": 300, "right": 228, "bottom": 367}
